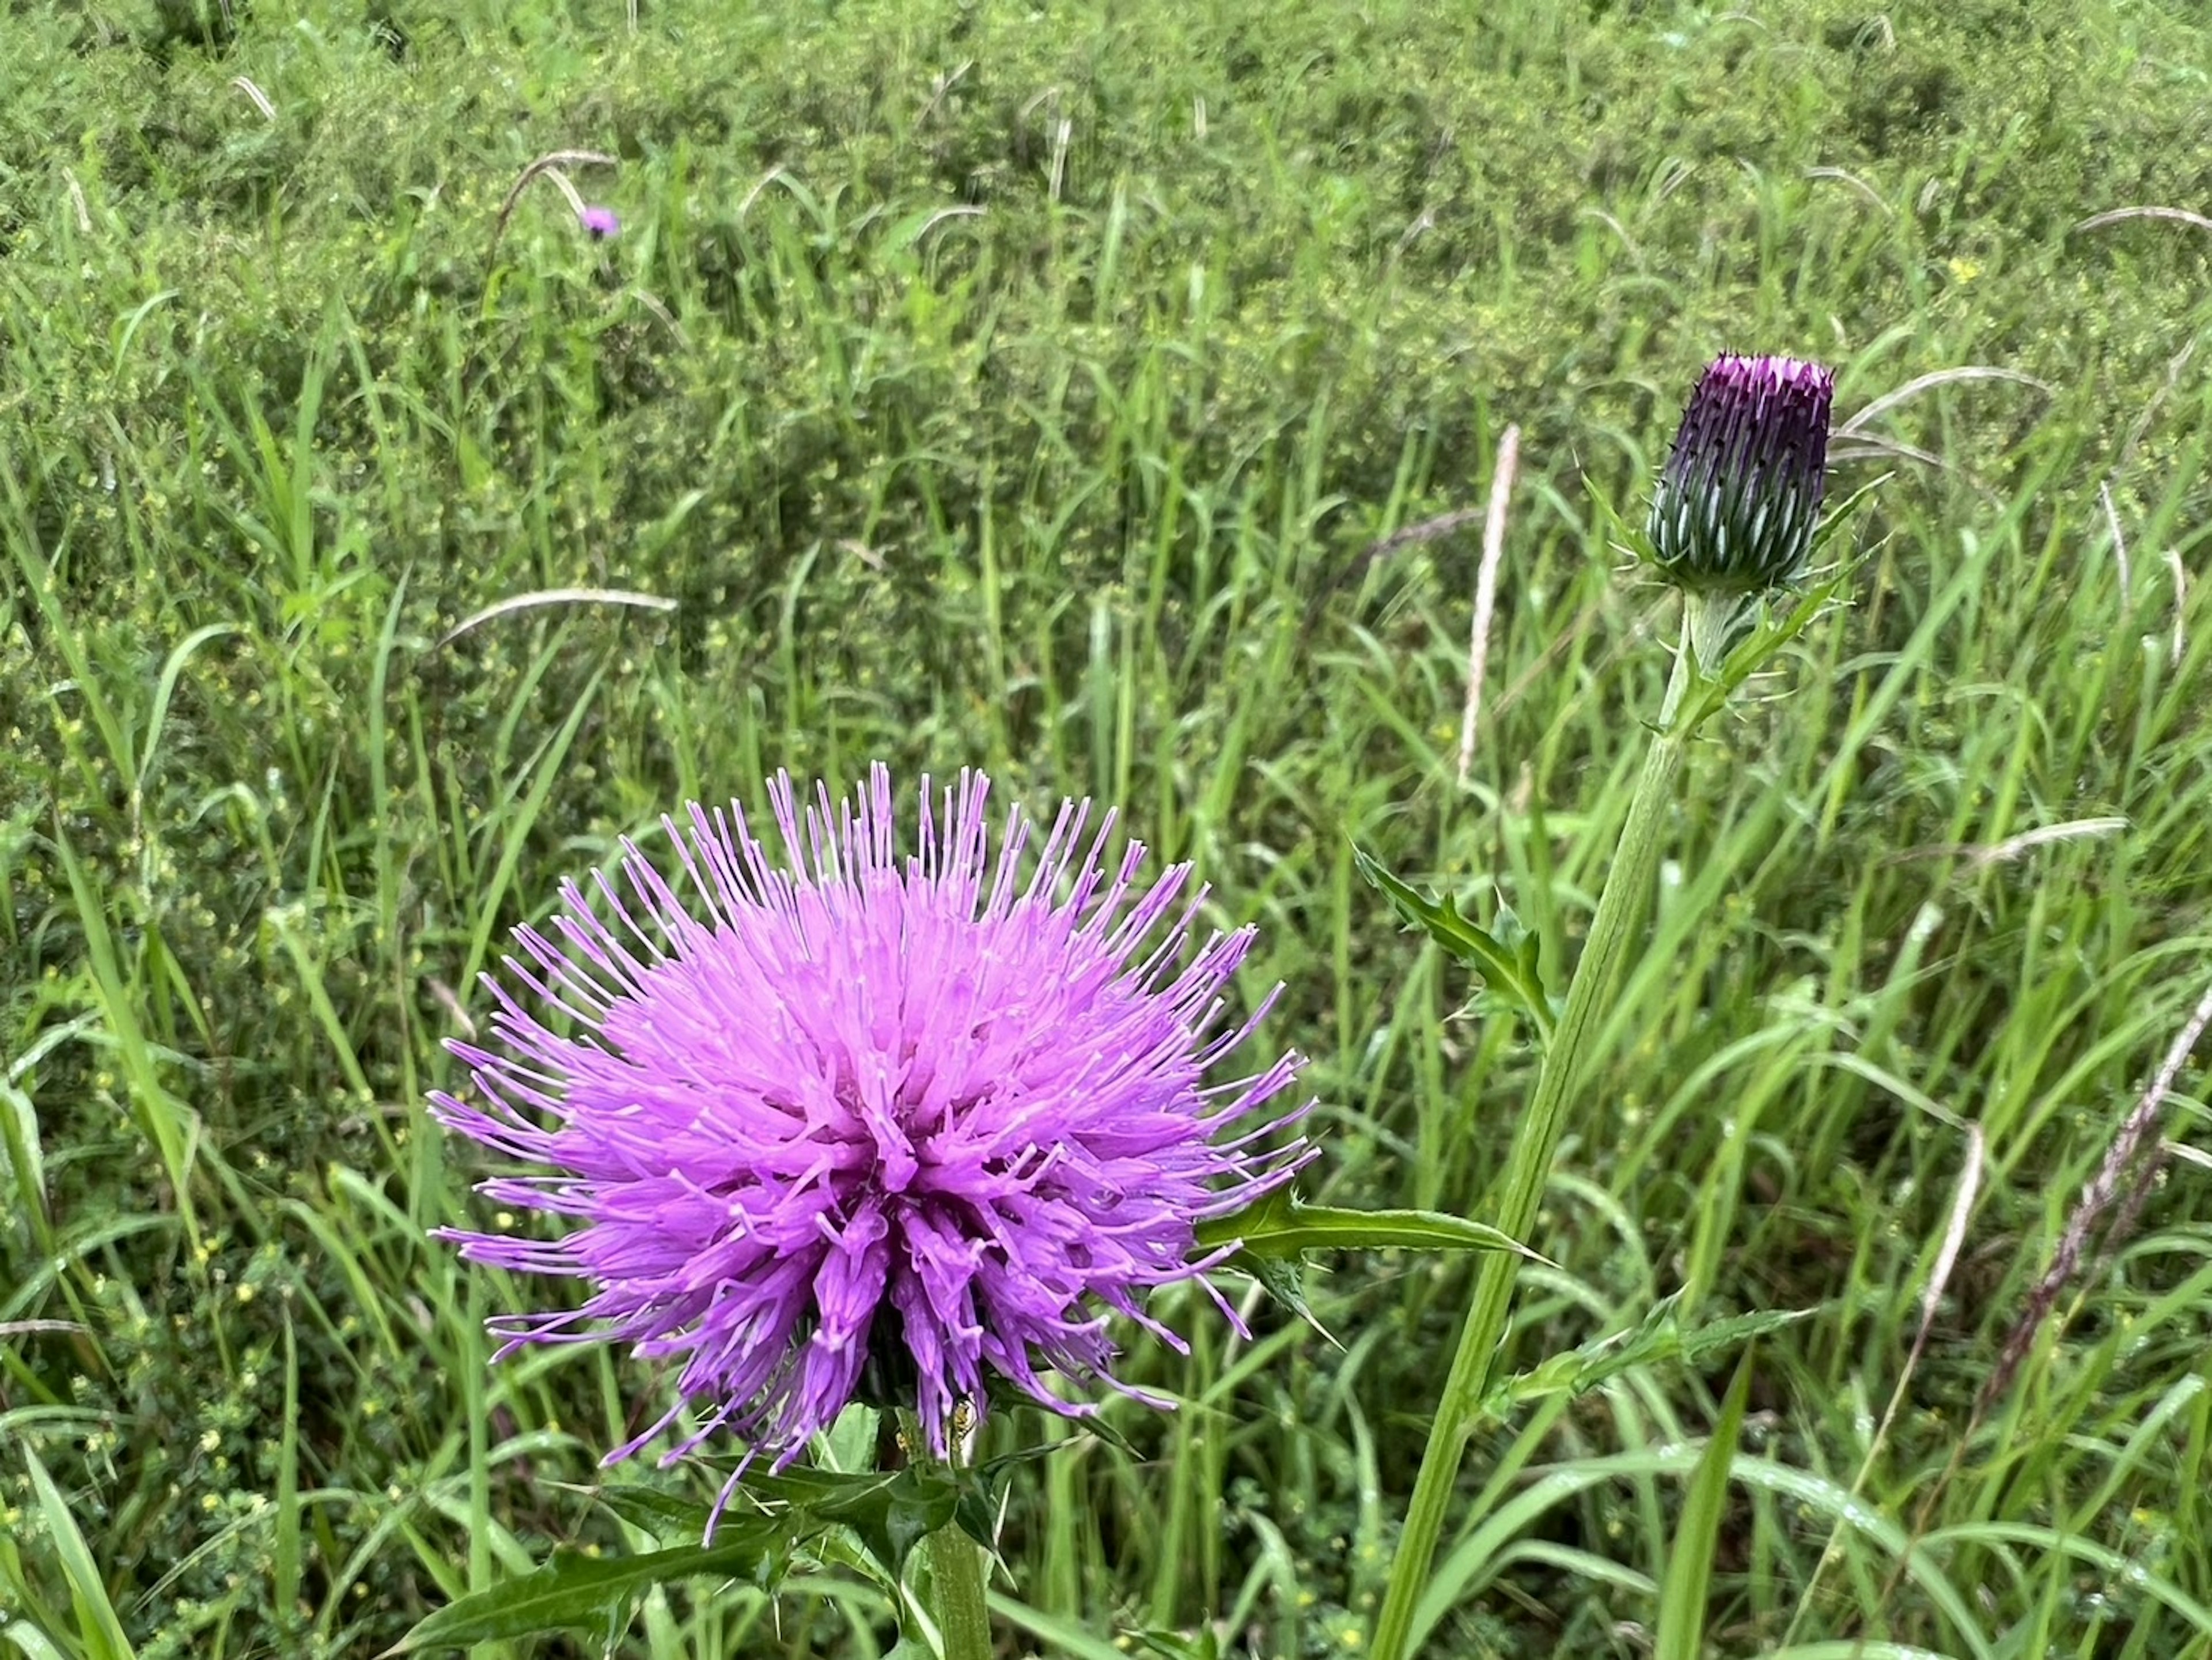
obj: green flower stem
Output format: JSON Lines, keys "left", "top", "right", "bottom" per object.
{"left": 1370, "top": 605, "right": 1707, "bottom": 1660}
{"left": 925, "top": 1520, "right": 993, "bottom": 1660}
{"left": 894, "top": 1405, "right": 993, "bottom": 1660}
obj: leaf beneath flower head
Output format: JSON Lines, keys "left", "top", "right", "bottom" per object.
{"left": 586, "top": 1481, "right": 715, "bottom": 1542}
{"left": 1244, "top": 1253, "right": 1339, "bottom": 1346}
{"left": 383, "top": 1527, "right": 783, "bottom": 1653}
{"left": 393, "top": 1464, "right": 994, "bottom": 1653}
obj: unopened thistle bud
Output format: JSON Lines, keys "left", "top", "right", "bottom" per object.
{"left": 1646, "top": 354, "right": 1834, "bottom": 593}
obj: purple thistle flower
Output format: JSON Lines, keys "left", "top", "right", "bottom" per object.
{"left": 433, "top": 766, "right": 1313, "bottom": 1497}
{"left": 578, "top": 204, "right": 620, "bottom": 240}
{"left": 1646, "top": 353, "right": 1835, "bottom": 593}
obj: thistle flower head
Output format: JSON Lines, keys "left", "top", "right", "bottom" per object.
{"left": 433, "top": 766, "right": 1312, "bottom": 1487}
{"left": 578, "top": 204, "right": 620, "bottom": 240}
{"left": 1646, "top": 353, "right": 1835, "bottom": 593}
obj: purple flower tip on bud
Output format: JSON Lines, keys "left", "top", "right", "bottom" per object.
{"left": 578, "top": 205, "right": 620, "bottom": 240}
{"left": 1646, "top": 353, "right": 1835, "bottom": 593}
{"left": 430, "top": 766, "right": 1315, "bottom": 1493}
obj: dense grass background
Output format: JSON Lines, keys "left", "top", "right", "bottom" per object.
{"left": 7, "top": 0, "right": 2212, "bottom": 1654}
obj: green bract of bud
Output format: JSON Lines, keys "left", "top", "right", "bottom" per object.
{"left": 1645, "top": 353, "right": 1835, "bottom": 594}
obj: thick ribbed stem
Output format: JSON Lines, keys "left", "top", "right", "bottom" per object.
{"left": 925, "top": 1521, "right": 993, "bottom": 1660}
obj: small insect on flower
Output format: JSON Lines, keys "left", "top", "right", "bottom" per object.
{"left": 1645, "top": 353, "right": 1835, "bottom": 594}
{"left": 433, "top": 766, "right": 1313, "bottom": 1515}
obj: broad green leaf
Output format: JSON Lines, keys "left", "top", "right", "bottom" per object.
{"left": 820, "top": 1401, "right": 881, "bottom": 1472}
{"left": 387, "top": 1527, "right": 781, "bottom": 1652}
{"left": 868, "top": 1468, "right": 961, "bottom": 1580}
{"left": 2, "top": 1623, "right": 75, "bottom": 1660}
{"left": 1351, "top": 846, "right": 1554, "bottom": 1040}
{"left": 725, "top": 1463, "right": 965, "bottom": 1580}
{"left": 728, "top": 1465, "right": 904, "bottom": 1515}
{"left": 1655, "top": 1347, "right": 1755, "bottom": 1660}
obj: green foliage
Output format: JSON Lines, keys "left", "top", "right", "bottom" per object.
{"left": 6, "top": 0, "right": 2212, "bottom": 1655}
{"left": 1352, "top": 847, "right": 1555, "bottom": 1038}
{"left": 1653, "top": 1347, "right": 1753, "bottom": 1660}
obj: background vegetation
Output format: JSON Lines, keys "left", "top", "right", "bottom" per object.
{"left": 6, "top": 0, "right": 2212, "bottom": 1654}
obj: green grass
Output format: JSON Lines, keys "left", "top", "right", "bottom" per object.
{"left": 6, "top": 0, "right": 2212, "bottom": 1654}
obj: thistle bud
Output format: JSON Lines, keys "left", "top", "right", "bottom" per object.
{"left": 1646, "top": 354, "right": 1834, "bottom": 593}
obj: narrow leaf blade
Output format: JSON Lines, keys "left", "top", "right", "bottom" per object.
{"left": 1654, "top": 1347, "right": 1756, "bottom": 1660}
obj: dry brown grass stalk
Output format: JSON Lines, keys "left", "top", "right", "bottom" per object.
{"left": 1456, "top": 425, "right": 1521, "bottom": 788}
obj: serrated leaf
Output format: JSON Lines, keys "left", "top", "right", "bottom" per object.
{"left": 1241, "top": 1252, "right": 1340, "bottom": 1347}
{"left": 727, "top": 1464, "right": 944, "bottom": 1538}
{"left": 1482, "top": 1298, "right": 1813, "bottom": 1416}
{"left": 749, "top": 1464, "right": 961, "bottom": 1582}
{"left": 585, "top": 1484, "right": 715, "bottom": 1543}
{"left": 1677, "top": 1305, "right": 1819, "bottom": 1359}
{"left": 880, "top": 1469, "right": 962, "bottom": 1576}
{"left": 1069, "top": 1403, "right": 1145, "bottom": 1459}
{"left": 385, "top": 1529, "right": 781, "bottom": 1653}
{"left": 1351, "top": 845, "right": 1554, "bottom": 1040}
{"left": 1196, "top": 1192, "right": 1547, "bottom": 1267}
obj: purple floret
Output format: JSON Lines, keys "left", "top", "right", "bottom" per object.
{"left": 578, "top": 205, "right": 620, "bottom": 240}
{"left": 433, "top": 765, "right": 1312, "bottom": 1496}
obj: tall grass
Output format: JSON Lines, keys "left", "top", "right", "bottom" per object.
{"left": 6, "top": 0, "right": 2212, "bottom": 1654}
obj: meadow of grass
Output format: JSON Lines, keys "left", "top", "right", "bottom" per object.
{"left": 7, "top": 0, "right": 2212, "bottom": 1654}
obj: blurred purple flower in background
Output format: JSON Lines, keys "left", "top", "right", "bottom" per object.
{"left": 434, "top": 766, "right": 1312, "bottom": 1489}
{"left": 578, "top": 204, "right": 620, "bottom": 240}
{"left": 1646, "top": 353, "right": 1835, "bottom": 593}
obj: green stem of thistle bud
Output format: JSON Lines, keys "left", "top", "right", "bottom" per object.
{"left": 925, "top": 1521, "right": 994, "bottom": 1660}
{"left": 1369, "top": 596, "right": 1713, "bottom": 1660}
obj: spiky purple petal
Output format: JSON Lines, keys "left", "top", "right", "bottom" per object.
{"left": 433, "top": 766, "right": 1313, "bottom": 1470}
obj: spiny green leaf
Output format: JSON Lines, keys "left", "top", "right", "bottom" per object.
{"left": 1483, "top": 1296, "right": 1813, "bottom": 1416}
{"left": 1809, "top": 471, "right": 1891, "bottom": 557}
{"left": 584, "top": 1483, "right": 714, "bottom": 1543}
{"left": 1242, "top": 1252, "right": 1340, "bottom": 1346}
{"left": 1351, "top": 845, "right": 1554, "bottom": 1039}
